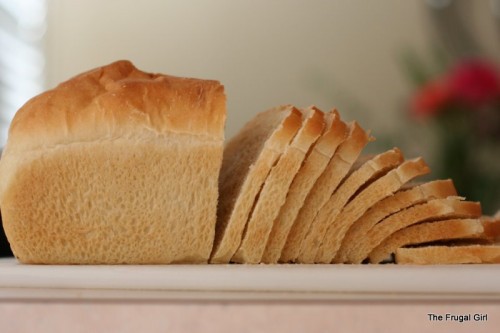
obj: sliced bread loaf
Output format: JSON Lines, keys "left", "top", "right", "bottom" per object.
{"left": 211, "top": 105, "right": 302, "bottom": 263}
{"left": 231, "top": 107, "right": 325, "bottom": 263}
{"left": 337, "top": 179, "right": 457, "bottom": 263}
{"left": 261, "top": 109, "right": 348, "bottom": 264}
{"left": 297, "top": 148, "right": 404, "bottom": 263}
{"left": 369, "top": 218, "right": 485, "bottom": 263}
{"left": 280, "top": 122, "right": 370, "bottom": 263}
{"left": 395, "top": 245, "right": 500, "bottom": 264}
{"left": 317, "top": 157, "right": 430, "bottom": 263}
{"left": 350, "top": 197, "right": 482, "bottom": 263}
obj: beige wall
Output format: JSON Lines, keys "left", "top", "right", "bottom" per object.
{"left": 44, "top": 0, "right": 498, "bottom": 139}
{"left": 45, "top": 0, "right": 430, "bottom": 138}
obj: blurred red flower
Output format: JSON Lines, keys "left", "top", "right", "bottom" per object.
{"left": 411, "top": 78, "right": 452, "bottom": 117}
{"left": 448, "top": 59, "right": 500, "bottom": 107}
{"left": 411, "top": 59, "right": 500, "bottom": 117}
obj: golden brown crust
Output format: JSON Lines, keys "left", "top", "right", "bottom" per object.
{"left": 312, "top": 109, "right": 348, "bottom": 158}
{"left": 292, "top": 106, "right": 325, "bottom": 152}
{"left": 395, "top": 245, "right": 500, "bottom": 264}
{"left": 7, "top": 60, "right": 226, "bottom": 155}
{"left": 336, "top": 122, "right": 375, "bottom": 164}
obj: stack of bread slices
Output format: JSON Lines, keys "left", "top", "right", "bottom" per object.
{"left": 212, "top": 105, "right": 500, "bottom": 264}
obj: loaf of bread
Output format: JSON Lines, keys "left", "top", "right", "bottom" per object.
{"left": 0, "top": 60, "right": 226, "bottom": 264}
{"left": 1, "top": 61, "right": 496, "bottom": 265}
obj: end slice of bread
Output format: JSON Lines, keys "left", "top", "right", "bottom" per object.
{"left": 210, "top": 106, "right": 302, "bottom": 263}
{"left": 297, "top": 148, "right": 404, "bottom": 263}
{"left": 369, "top": 218, "right": 485, "bottom": 264}
{"left": 337, "top": 179, "right": 457, "bottom": 263}
{"left": 395, "top": 245, "right": 500, "bottom": 264}
{"left": 231, "top": 107, "right": 325, "bottom": 264}
{"left": 261, "top": 109, "right": 348, "bottom": 264}
{"left": 350, "top": 197, "right": 482, "bottom": 264}
{"left": 319, "top": 157, "right": 431, "bottom": 264}
{"left": 279, "top": 122, "right": 370, "bottom": 263}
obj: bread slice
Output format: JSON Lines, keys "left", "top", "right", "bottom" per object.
{"left": 368, "top": 218, "right": 485, "bottom": 263}
{"left": 0, "top": 60, "right": 226, "bottom": 264}
{"left": 337, "top": 179, "right": 457, "bottom": 263}
{"left": 481, "top": 213, "right": 500, "bottom": 241}
{"left": 210, "top": 106, "right": 302, "bottom": 264}
{"left": 297, "top": 148, "right": 404, "bottom": 263}
{"left": 317, "top": 157, "right": 431, "bottom": 263}
{"left": 261, "top": 109, "right": 348, "bottom": 264}
{"left": 279, "top": 122, "right": 370, "bottom": 263}
{"left": 395, "top": 245, "right": 500, "bottom": 264}
{"left": 231, "top": 107, "right": 325, "bottom": 263}
{"left": 350, "top": 197, "right": 482, "bottom": 263}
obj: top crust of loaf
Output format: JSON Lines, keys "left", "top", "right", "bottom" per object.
{"left": 7, "top": 60, "right": 226, "bottom": 154}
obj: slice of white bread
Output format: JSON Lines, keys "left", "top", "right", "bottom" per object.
{"left": 280, "top": 122, "right": 370, "bottom": 263}
{"left": 210, "top": 106, "right": 302, "bottom": 264}
{"left": 368, "top": 218, "right": 486, "bottom": 264}
{"left": 297, "top": 148, "right": 404, "bottom": 263}
{"left": 0, "top": 60, "right": 226, "bottom": 264}
{"left": 318, "top": 157, "right": 431, "bottom": 264}
{"left": 350, "top": 197, "right": 482, "bottom": 264}
{"left": 261, "top": 109, "right": 348, "bottom": 264}
{"left": 231, "top": 107, "right": 325, "bottom": 264}
{"left": 337, "top": 179, "right": 457, "bottom": 263}
{"left": 395, "top": 245, "right": 500, "bottom": 264}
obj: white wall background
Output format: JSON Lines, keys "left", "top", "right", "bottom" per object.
{"left": 44, "top": 0, "right": 430, "bottom": 139}
{"left": 41, "top": 0, "right": 499, "bottom": 139}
